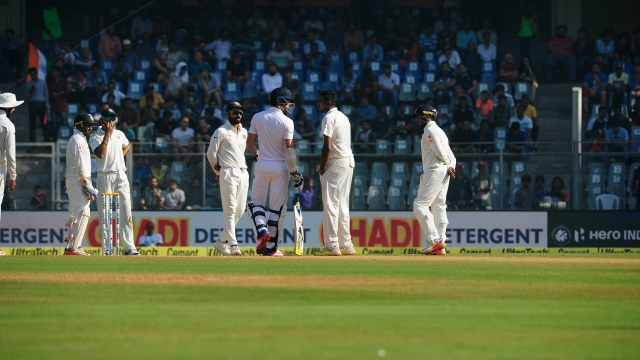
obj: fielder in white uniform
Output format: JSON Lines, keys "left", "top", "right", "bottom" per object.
{"left": 207, "top": 102, "right": 249, "bottom": 256}
{"left": 64, "top": 114, "right": 100, "bottom": 255}
{"left": 412, "top": 105, "right": 456, "bottom": 256}
{"left": 89, "top": 108, "right": 140, "bottom": 255}
{"left": 315, "top": 90, "right": 356, "bottom": 256}
{"left": 0, "top": 93, "right": 21, "bottom": 223}
{"left": 246, "top": 87, "right": 303, "bottom": 257}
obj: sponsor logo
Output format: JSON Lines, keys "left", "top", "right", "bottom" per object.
{"left": 551, "top": 226, "right": 571, "bottom": 246}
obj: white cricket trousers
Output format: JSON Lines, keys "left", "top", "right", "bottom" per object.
{"left": 65, "top": 176, "right": 91, "bottom": 245}
{"left": 219, "top": 167, "right": 249, "bottom": 246}
{"left": 321, "top": 158, "right": 354, "bottom": 250}
{"left": 96, "top": 170, "right": 136, "bottom": 251}
{"left": 0, "top": 163, "right": 5, "bottom": 222}
{"left": 413, "top": 165, "right": 450, "bottom": 245}
{"left": 251, "top": 160, "right": 289, "bottom": 243}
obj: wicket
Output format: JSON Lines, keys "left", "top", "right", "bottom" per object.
{"left": 101, "top": 192, "right": 120, "bottom": 256}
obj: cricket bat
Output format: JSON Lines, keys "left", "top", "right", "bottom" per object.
{"left": 293, "top": 194, "right": 304, "bottom": 256}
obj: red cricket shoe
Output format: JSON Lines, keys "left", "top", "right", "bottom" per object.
{"left": 256, "top": 232, "right": 271, "bottom": 255}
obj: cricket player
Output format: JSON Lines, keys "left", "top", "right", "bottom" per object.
{"left": 89, "top": 108, "right": 140, "bottom": 256}
{"left": 412, "top": 105, "right": 456, "bottom": 256}
{"left": 64, "top": 113, "right": 99, "bottom": 255}
{"left": 246, "top": 87, "right": 304, "bottom": 256}
{"left": 207, "top": 102, "right": 248, "bottom": 256}
{"left": 0, "top": 93, "right": 21, "bottom": 223}
{"left": 315, "top": 90, "right": 356, "bottom": 256}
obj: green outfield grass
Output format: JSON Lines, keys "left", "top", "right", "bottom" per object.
{"left": 1, "top": 255, "right": 639, "bottom": 359}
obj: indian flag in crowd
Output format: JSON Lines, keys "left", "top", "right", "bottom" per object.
{"left": 28, "top": 42, "right": 47, "bottom": 82}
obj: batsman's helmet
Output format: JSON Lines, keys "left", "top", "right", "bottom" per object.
{"left": 74, "top": 113, "right": 97, "bottom": 135}
{"left": 412, "top": 104, "right": 438, "bottom": 129}
{"left": 269, "top": 87, "right": 295, "bottom": 107}
{"left": 100, "top": 108, "right": 118, "bottom": 122}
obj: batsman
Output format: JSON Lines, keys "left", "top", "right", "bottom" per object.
{"left": 89, "top": 108, "right": 140, "bottom": 256}
{"left": 63, "top": 113, "right": 99, "bottom": 255}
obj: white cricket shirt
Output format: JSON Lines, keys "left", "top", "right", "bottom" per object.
{"left": 421, "top": 121, "right": 456, "bottom": 170}
{"left": 321, "top": 108, "right": 353, "bottom": 160}
{"left": 207, "top": 121, "right": 248, "bottom": 174}
{"left": 0, "top": 110, "right": 17, "bottom": 180}
{"left": 89, "top": 128, "right": 129, "bottom": 173}
{"left": 248, "top": 107, "right": 294, "bottom": 162}
{"left": 66, "top": 129, "right": 92, "bottom": 178}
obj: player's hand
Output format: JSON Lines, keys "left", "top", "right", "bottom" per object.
{"left": 448, "top": 167, "right": 456, "bottom": 178}
{"left": 292, "top": 172, "right": 304, "bottom": 190}
{"left": 319, "top": 167, "right": 325, "bottom": 176}
{"left": 104, "top": 120, "right": 116, "bottom": 136}
{"left": 8, "top": 180, "right": 16, "bottom": 192}
{"left": 214, "top": 163, "right": 221, "bottom": 172}
{"left": 81, "top": 178, "right": 98, "bottom": 200}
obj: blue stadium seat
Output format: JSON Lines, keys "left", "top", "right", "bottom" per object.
{"left": 406, "top": 61, "right": 421, "bottom": 75}
{"left": 423, "top": 61, "right": 438, "bottom": 74}
{"left": 127, "top": 81, "right": 144, "bottom": 100}
{"left": 302, "top": 104, "right": 318, "bottom": 122}
{"left": 254, "top": 51, "right": 266, "bottom": 61}
{"left": 346, "top": 51, "right": 361, "bottom": 64}
{"left": 215, "top": 60, "right": 227, "bottom": 73}
{"left": 223, "top": 81, "right": 242, "bottom": 102}
{"left": 293, "top": 61, "right": 305, "bottom": 73}
{"left": 306, "top": 70, "right": 321, "bottom": 83}
{"left": 404, "top": 74, "right": 418, "bottom": 84}
{"left": 351, "top": 62, "right": 363, "bottom": 76}
{"left": 250, "top": 71, "right": 265, "bottom": 88}
{"left": 100, "top": 59, "right": 115, "bottom": 76}
{"left": 301, "top": 82, "right": 319, "bottom": 102}
{"left": 243, "top": 82, "right": 259, "bottom": 100}
{"left": 138, "top": 59, "right": 151, "bottom": 75}
{"left": 329, "top": 61, "right": 344, "bottom": 75}
{"left": 389, "top": 61, "right": 401, "bottom": 76}
{"left": 253, "top": 40, "right": 264, "bottom": 51}
{"left": 253, "top": 60, "right": 266, "bottom": 72}
{"left": 133, "top": 70, "right": 148, "bottom": 85}
{"left": 326, "top": 71, "right": 340, "bottom": 84}
{"left": 321, "top": 82, "right": 339, "bottom": 92}
{"left": 291, "top": 71, "right": 303, "bottom": 81}
{"left": 384, "top": 51, "right": 398, "bottom": 62}
{"left": 329, "top": 51, "right": 343, "bottom": 63}
{"left": 370, "top": 61, "right": 381, "bottom": 76}
{"left": 423, "top": 73, "right": 436, "bottom": 84}
{"left": 87, "top": 103, "right": 100, "bottom": 114}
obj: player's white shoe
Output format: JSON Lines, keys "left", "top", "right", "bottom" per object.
{"left": 315, "top": 247, "right": 341, "bottom": 256}
{"left": 124, "top": 249, "right": 141, "bottom": 256}
{"left": 229, "top": 245, "right": 242, "bottom": 256}
{"left": 64, "top": 247, "right": 91, "bottom": 256}
{"left": 419, "top": 239, "right": 446, "bottom": 254}
{"left": 263, "top": 248, "right": 285, "bottom": 257}
{"left": 340, "top": 245, "right": 356, "bottom": 255}
{"left": 214, "top": 241, "right": 231, "bottom": 256}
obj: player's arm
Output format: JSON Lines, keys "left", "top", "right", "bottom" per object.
{"left": 92, "top": 121, "right": 115, "bottom": 158}
{"left": 426, "top": 128, "right": 456, "bottom": 177}
{"left": 6, "top": 124, "right": 17, "bottom": 191}
{"left": 319, "top": 135, "right": 331, "bottom": 175}
{"left": 284, "top": 123, "right": 303, "bottom": 190}
{"left": 207, "top": 128, "right": 222, "bottom": 174}
{"left": 246, "top": 132, "right": 258, "bottom": 159}
{"left": 73, "top": 138, "right": 98, "bottom": 200}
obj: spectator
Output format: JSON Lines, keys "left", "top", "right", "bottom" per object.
{"left": 101, "top": 81, "right": 126, "bottom": 107}
{"left": 324, "top": 17, "right": 345, "bottom": 51}
{"left": 514, "top": 174, "right": 535, "bottom": 210}
{"left": 133, "top": 157, "right": 151, "bottom": 187}
{"left": 544, "top": 25, "right": 576, "bottom": 82}
{"left": 518, "top": 56, "right": 538, "bottom": 101}
{"left": 378, "top": 62, "right": 400, "bottom": 109}
{"left": 573, "top": 27, "right": 596, "bottom": 79}
{"left": 150, "top": 51, "right": 171, "bottom": 87}
{"left": 173, "top": 28, "right": 188, "bottom": 50}
{"left": 265, "top": 8, "right": 286, "bottom": 40}
{"left": 452, "top": 96, "right": 475, "bottom": 129}
{"left": 492, "top": 84, "right": 515, "bottom": 108}
{"left": 59, "top": 41, "right": 78, "bottom": 76}
{"left": 139, "top": 84, "right": 164, "bottom": 111}
{"left": 262, "top": 64, "right": 283, "bottom": 98}
{"left": 104, "top": 95, "right": 120, "bottom": 113}
{"left": 172, "top": 116, "right": 194, "bottom": 153}
{"left": 188, "top": 50, "right": 213, "bottom": 80}
{"left": 194, "top": 70, "right": 219, "bottom": 111}
{"left": 461, "top": 41, "right": 482, "bottom": 80}
{"left": 165, "top": 41, "right": 186, "bottom": 66}
{"left": 418, "top": 24, "right": 438, "bottom": 53}
{"left": 343, "top": 23, "right": 364, "bottom": 52}
{"left": 509, "top": 105, "right": 533, "bottom": 141}
{"left": 518, "top": 95, "right": 538, "bottom": 145}
{"left": 85, "top": 64, "right": 108, "bottom": 103}
{"left": 182, "top": 86, "right": 202, "bottom": 118}
{"left": 136, "top": 33, "right": 156, "bottom": 60}
{"left": 609, "top": 105, "right": 631, "bottom": 134}
{"left": 393, "top": 104, "right": 412, "bottom": 145}
{"left": 451, "top": 120, "right": 476, "bottom": 155}
{"left": 631, "top": 65, "right": 640, "bottom": 92}
{"left": 456, "top": 63, "right": 478, "bottom": 99}
{"left": 267, "top": 39, "right": 294, "bottom": 71}
{"left": 293, "top": 108, "right": 316, "bottom": 141}
{"left": 630, "top": 166, "right": 640, "bottom": 210}
{"left": 585, "top": 106, "right": 608, "bottom": 152}
{"left": 477, "top": 32, "right": 497, "bottom": 63}
{"left": 183, "top": 176, "right": 203, "bottom": 209}
{"left": 26, "top": 67, "right": 50, "bottom": 142}
{"left": 475, "top": 119, "right": 495, "bottom": 153}
{"left": 1, "top": 185, "right": 16, "bottom": 211}
{"left": 505, "top": 121, "right": 528, "bottom": 155}
{"left": 240, "top": 98, "right": 258, "bottom": 129}
{"left": 339, "top": 63, "right": 358, "bottom": 104}
{"left": 450, "top": 84, "right": 471, "bottom": 111}
{"left": 438, "top": 42, "right": 461, "bottom": 70}
{"left": 287, "top": 11, "right": 305, "bottom": 39}
{"left": 550, "top": 176, "right": 569, "bottom": 203}
{"left": 477, "top": 19, "right": 498, "bottom": 46}
{"left": 110, "top": 55, "right": 133, "bottom": 90}
{"left": 447, "top": 163, "right": 474, "bottom": 210}
{"left": 48, "top": 67, "right": 68, "bottom": 131}
{"left": 118, "top": 39, "right": 139, "bottom": 71}
{"left": 354, "top": 97, "right": 377, "bottom": 122}
{"left": 306, "top": 43, "right": 329, "bottom": 73}
{"left": 436, "top": 19, "right": 456, "bottom": 48}
{"left": 581, "top": 63, "right": 607, "bottom": 114}
{"left": 355, "top": 68, "right": 378, "bottom": 105}
{"left": 118, "top": 98, "right": 140, "bottom": 128}
{"left": 491, "top": 95, "right": 512, "bottom": 128}
{"left": 30, "top": 186, "right": 47, "bottom": 210}
{"left": 66, "top": 68, "right": 86, "bottom": 104}
{"left": 130, "top": 9, "right": 153, "bottom": 41}
{"left": 165, "top": 62, "right": 189, "bottom": 99}
{"left": 160, "top": 179, "right": 185, "bottom": 210}
{"left": 205, "top": 4, "right": 231, "bottom": 35}
{"left": 74, "top": 48, "right": 94, "bottom": 75}
{"left": 206, "top": 29, "right": 232, "bottom": 62}
{"left": 534, "top": 175, "right": 550, "bottom": 206}
{"left": 154, "top": 109, "right": 176, "bottom": 140}
{"left": 631, "top": 101, "right": 640, "bottom": 126}
{"left": 138, "top": 222, "right": 163, "bottom": 246}
{"left": 596, "top": 29, "right": 615, "bottom": 63}
{"left": 396, "top": 35, "right": 418, "bottom": 72}
{"left": 282, "top": 69, "right": 303, "bottom": 108}
{"left": 378, "top": 18, "right": 399, "bottom": 51}
{"left": 518, "top": 5, "right": 535, "bottom": 59}
{"left": 362, "top": 35, "right": 383, "bottom": 64}
{"left": 353, "top": 119, "right": 377, "bottom": 154}
{"left": 298, "top": 178, "right": 316, "bottom": 210}
{"left": 604, "top": 119, "right": 629, "bottom": 157}
{"left": 592, "top": 53, "right": 611, "bottom": 75}
{"left": 434, "top": 61, "right": 456, "bottom": 106}
{"left": 150, "top": 158, "right": 171, "bottom": 187}
{"left": 226, "top": 52, "right": 250, "bottom": 83}
{"left": 475, "top": 90, "right": 494, "bottom": 120}
{"left": 119, "top": 122, "right": 135, "bottom": 141}
{"left": 472, "top": 161, "right": 492, "bottom": 210}
{"left": 2, "top": 29, "right": 23, "bottom": 81}
{"left": 98, "top": 26, "right": 122, "bottom": 61}
{"left": 498, "top": 53, "right": 519, "bottom": 89}
{"left": 195, "top": 117, "right": 214, "bottom": 143}
{"left": 302, "top": 30, "right": 327, "bottom": 55}
{"left": 457, "top": 20, "right": 477, "bottom": 51}
{"left": 372, "top": 105, "right": 394, "bottom": 141}
{"left": 140, "top": 176, "right": 162, "bottom": 210}
{"left": 303, "top": 10, "right": 324, "bottom": 35}
{"left": 608, "top": 63, "right": 629, "bottom": 108}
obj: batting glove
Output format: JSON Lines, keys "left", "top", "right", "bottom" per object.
{"left": 292, "top": 172, "right": 304, "bottom": 191}
{"left": 81, "top": 177, "right": 99, "bottom": 201}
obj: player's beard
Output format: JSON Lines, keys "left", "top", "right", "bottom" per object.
{"left": 228, "top": 117, "right": 241, "bottom": 125}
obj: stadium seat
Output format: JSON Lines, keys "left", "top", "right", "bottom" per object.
{"left": 407, "top": 185, "right": 419, "bottom": 208}
{"left": 329, "top": 51, "right": 343, "bottom": 63}
{"left": 398, "top": 83, "right": 416, "bottom": 102}
{"left": 223, "top": 81, "right": 242, "bottom": 102}
{"left": 423, "top": 61, "right": 438, "bottom": 74}
{"left": 477, "top": 82, "right": 491, "bottom": 98}
{"left": 406, "top": 61, "right": 421, "bottom": 75}
{"left": 393, "top": 139, "right": 410, "bottom": 155}
{"left": 595, "top": 194, "right": 620, "bottom": 210}
{"left": 423, "top": 72, "right": 436, "bottom": 84}
{"left": 329, "top": 61, "right": 344, "bottom": 75}
{"left": 242, "top": 82, "right": 259, "bottom": 101}
{"left": 340, "top": 104, "right": 354, "bottom": 117}
{"left": 352, "top": 174, "right": 368, "bottom": 188}
{"left": 387, "top": 186, "right": 406, "bottom": 210}
{"left": 297, "top": 161, "right": 310, "bottom": 176}
{"left": 391, "top": 162, "right": 410, "bottom": 180}
{"left": 375, "top": 139, "right": 390, "bottom": 154}
{"left": 404, "top": 74, "right": 417, "bottom": 85}
{"left": 253, "top": 60, "right": 266, "bottom": 72}
{"left": 126, "top": 82, "right": 143, "bottom": 100}
{"left": 100, "top": 59, "right": 115, "bottom": 76}
{"left": 215, "top": 60, "right": 227, "bottom": 73}
{"left": 326, "top": 71, "right": 340, "bottom": 84}
{"left": 371, "top": 162, "right": 390, "bottom": 184}
{"left": 514, "top": 82, "right": 531, "bottom": 100}
{"left": 369, "top": 61, "right": 381, "bottom": 77}
{"left": 306, "top": 70, "right": 321, "bottom": 83}
{"left": 295, "top": 139, "right": 311, "bottom": 154}
{"left": 351, "top": 62, "right": 363, "bottom": 76}
{"left": 630, "top": 126, "right": 640, "bottom": 153}
{"left": 354, "top": 162, "right": 369, "bottom": 179}
{"left": 302, "top": 104, "right": 318, "bottom": 122}
{"left": 302, "top": 82, "right": 319, "bottom": 102}
{"left": 417, "top": 83, "right": 433, "bottom": 101}
{"left": 170, "top": 161, "right": 186, "bottom": 185}
{"left": 389, "top": 61, "right": 401, "bottom": 76}
{"left": 254, "top": 50, "right": 265, "bottom": 61}
{"left": 350, "top": 185, "right": 367, "bottom": 210}
{"left": 367, "top": 186, "right": 386, "bottom": 210}
{"left": 321, "top": 81, "right": 339, "bottom": 92}
{"left": 390, "top": 176, "right": 408, "bottom": 196}
{"left": 250, "top": 71, "right": 264, "bottom": 86}
{"left": 346, "top": 51, "right": 361, "bottom": 64}
{"left": 293, "top": 61, "right": 305, "bottom": 74}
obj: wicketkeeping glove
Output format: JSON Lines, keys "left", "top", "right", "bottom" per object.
{"left": 81, "top": 177, "right": 99, "bottom": 201}
{"left": 292, "top": 172, "right": 304, "bottom": 191}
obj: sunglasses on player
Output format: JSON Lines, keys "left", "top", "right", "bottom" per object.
{"left": 230, "top": 110, "right": 243, "bottom": 115}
